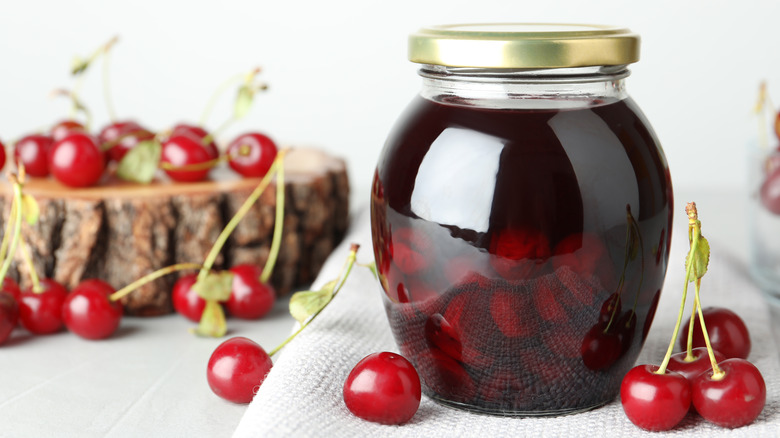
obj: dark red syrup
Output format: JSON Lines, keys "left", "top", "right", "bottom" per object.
{"left": 371, "top": 95, "right": 673, "bottom": 415}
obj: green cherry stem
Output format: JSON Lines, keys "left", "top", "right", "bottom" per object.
{"left": 260, "top": 150, "right": 285, "bottom": 284}
{"left": 684, "top": 293, "right": 699, "bottom": 359}
{"left": 158, "top": 155, "right": 227, "bottom": 172}
{"left": 198, "top": 68, "right": 259, "bottom": 127}
{"left": 18, "top": 240, "right": 43, "bottom": 293}
{"left": 656, "top": 204, "right": 700, "bottom": 375}
{"left": 693, "top": 277, "right": 725, "bottom": 379}
{"left": 267, "top": 243, "right": 359, "bottom": 357}
{"left": 0, "top": 179, "right": 24, "bottom": 284}
{"left": 0, "top": 196, "right": 16, "bottom": 265}
{"left": 109, "top": 263, "right": 203, "bottom": 302}
{"left": 196, "top": 150, "right": 288, "bottom": 283}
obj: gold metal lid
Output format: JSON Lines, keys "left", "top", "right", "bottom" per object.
{"left": 409, "top": 23, "right": 640, "bottom": 68}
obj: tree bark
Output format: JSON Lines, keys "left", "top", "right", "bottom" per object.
{"left": 0, "top": 148, "right": 349, "bottom": 316}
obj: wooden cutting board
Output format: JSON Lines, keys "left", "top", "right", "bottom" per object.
{"left": 0, "top": 147, "right": 349, "bottom": 316}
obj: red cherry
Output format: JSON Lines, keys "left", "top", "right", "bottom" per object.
{"left": 226, "top": 132, "right": 278, "bottom": 178}
{"left": 50, "top": 120, "right": 86, "bottom": 142}
{"left": 489, "top": 227, "right": 550, "bottom": 279}
{"left": 580, "top": 323, "right": 622, "bottom": 370}
{"left": 679, "top": 307, "right": 751, "bottom": 359}
{"left": 19, "top": 279, "right": 69, "bottom": 335}
{"left": 171, "top": 123, "right": 219, "bottom": 159}
{"left": 14, "top": 134, "right": 54, "bottom": 177}
{"left": 48, "top": 133, "right": 106, "bottom": 187}
{"left": 98, "top": 120, "right": 155, "bottom": 162}
{"left": 620, "top": 364, "right": 691, "bottom": 431}
{"left": 62, "top": 279, "right": 122, "bottom": 340}
{"left": 0, "top": 291, "right": 19, "bottom": 345}
{"left": 172, "top": 273, "right": 206, "bottom": 322}
{"left": 2, "top": 278, "right": 21, "bottom": 301}
{"left": 207, "top": 336, "right": 273, "bottom": 404}
{"left": 692, "top": 358, "right": 766, "bottom": 428}
{"left": 161, "top": 135, "right": 213, "bottom": 182}
{"left": 667, "top": 347, "right": 727, "bottom": 383}
{"left": 343, "top": 352, "right": 421, "bottom": 425}
{"left": 0, "top": 139, "right": 6, "bottom": 171}
{"left": 225, "top": 264, "right": 275, "bottom": 319}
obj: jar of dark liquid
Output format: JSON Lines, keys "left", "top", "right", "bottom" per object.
{"left": 370, "top": 24, "right": 673, "bottom": 416}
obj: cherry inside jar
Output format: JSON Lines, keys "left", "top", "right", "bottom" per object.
{"left": 370, "top": 24, "right": 673, "bottom": 416}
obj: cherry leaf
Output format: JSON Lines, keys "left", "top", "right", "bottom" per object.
{"left": 190, "top": 300, "right": 227, "bottom": 337}
{"left": 193, "top": 271, "right": 234, "bottom": 302}
{"left": 20, "top": 194, "right": 40, "bottom": 225}
{"left": 234, "top": 86, "right": 253, "bottom": 119}
{"left": 685, "top": 233, "right": 710, "bottom": 282}
{"left": 289, "top": 279, "right": 337, "bottom": 325}
{"left": 116, "top": 140, "right": 161, "bottom": 183}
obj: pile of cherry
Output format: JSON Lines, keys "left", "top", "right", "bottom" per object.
{"left": 0, "top": 118, "right": 278, "bottom": 188}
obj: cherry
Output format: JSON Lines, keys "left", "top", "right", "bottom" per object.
{"left": 679, "top": 307, "right": 751, "bottom": 359}
{"left": 48, "top": 133, "right": 106, "bottom": 187}
{"left": 98, "top": 120, "right": 155, "bottom": 162}
{"left": 759, "top": 168, "right": 780, "bottom": 215}
{"left": 390, "top": 228, "right": 432, "bottom": 275}
{"left": 160, "top": 134, "right": 213, "bottom": 182}
{"left": 667, "top": 347, "right": 727, "bottom": 383}
{"left": 620, "top": 365, "right": 691, "bottom": 431}
{"left": 225, "top": 264, "right": 275, "bottom": 319}
{"left": 692, "top": 358, "right": 766, "bottom": 428}
{"left": 343, "top": 352, "right": 421, "bottom": 425}
{"left": 14, "top": 134, "right": 54, "bottom": 177}
{"left": 207, "top": 336, "right": 273, "bottom": 404}
{"left": 226, "top": 132, "right": 278, "bottom": 178}
{"left": 50, "top": 120, "right": 86, "bottom": 142}
{"left": 172, "top": 273, "right": 206, "bottom": 322}
{"left": 171, "top": 123, "right": 219, "bottom": 159}
{"left": 580, "top": 323, "right": 622, "bottom": 370}
{"left": 489, "top": 227, "right": 550, "bottom": 280}
{"left": 2, "top": 278, "right": 21, "bottom": 301}
{"left": 0, "top": 291, "right": 19, "bottom": 345}
{"left": 62, "top": 279, "right": 122, "bottom": 340}
{"left": 0, "top": 139, "right": 6, "bottom": 171}
{"left": 18, "top": 279, "right": 69, "bottom": 335}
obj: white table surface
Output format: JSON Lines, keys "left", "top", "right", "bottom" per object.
{"left": 0, "top": 188, "right": 777, "bottom": 437}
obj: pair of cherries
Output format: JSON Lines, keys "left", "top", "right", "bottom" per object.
{"left": 0, "top": 276, "right": 122, "bottom": 343}
{"left": 10, "top": 120, "right": 277, "bottom": 188}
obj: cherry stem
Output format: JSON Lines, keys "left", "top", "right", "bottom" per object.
{"left": 18, "top": 240, "right": 42, "bottom": 293}
{"left": 158, "top": 155, "right": 227, "bottom": 172}
{"left": 657, "top": 209, "right": 699, "bottom": 375}
{"left": 198, "top": 70, "right": 257, "bottom": 127}
{"left": 201, "top": 116, "right": 234, "bottom": 148}
{"left": 260, "top": 153, "right": 285, "bottom": 284}
{"left": 0, "top": 182, "right": 24, "bottom": 284}
{"left": 196, "top": 150, "right": 287, "bottom": 283}
{"left": 693, "top": 275, "right": 725, "bottom": 378}
{"left": 102, "top": 47, "right": 117, "bottom": 122}
{"left": 109, "top": 262, "right": 203, "bottom": 302}
{"left": 267, "top": 243, "right": 360, "bottom": 358}
{"left": 684, "top": 295, "right": 698, "bottom": 360}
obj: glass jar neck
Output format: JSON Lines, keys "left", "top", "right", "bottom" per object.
{"left": 418, "top": 64, "right": 630, "bottom": 110}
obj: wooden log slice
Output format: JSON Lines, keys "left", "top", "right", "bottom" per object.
{"left": 0, "top": 148, "right": 349, "bottom": 316}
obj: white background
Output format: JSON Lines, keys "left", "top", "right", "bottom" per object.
{"left": 1, "top": 0, "right": 779, "bottom": 205}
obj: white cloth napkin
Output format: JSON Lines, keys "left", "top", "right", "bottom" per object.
{"left": 234, "top": 208, "right": 780, "bottom": 437}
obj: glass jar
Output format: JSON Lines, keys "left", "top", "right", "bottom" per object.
{"left": 370, "top": 23, "right": 673, "bottom": 416}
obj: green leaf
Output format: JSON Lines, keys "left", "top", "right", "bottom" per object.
{"left": 20, "top": 194, "right": 39, "bottom": 225}
{"left": 289, "top": 280, "right": 336, "bottom": 325}
{"left": 685, "top": 233, "right": 710, "bottom": 282}
{"left": 116, "top": 140, "right": 161, "bottom": 183}
{"left": 193, "top": 271, "right": 234, "bottom": 302}
{"left": 234, "top": 86, "right": 253, "bottom": 119}
{"left": 190, "top": 300, "right": 227, "bottom": 337}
